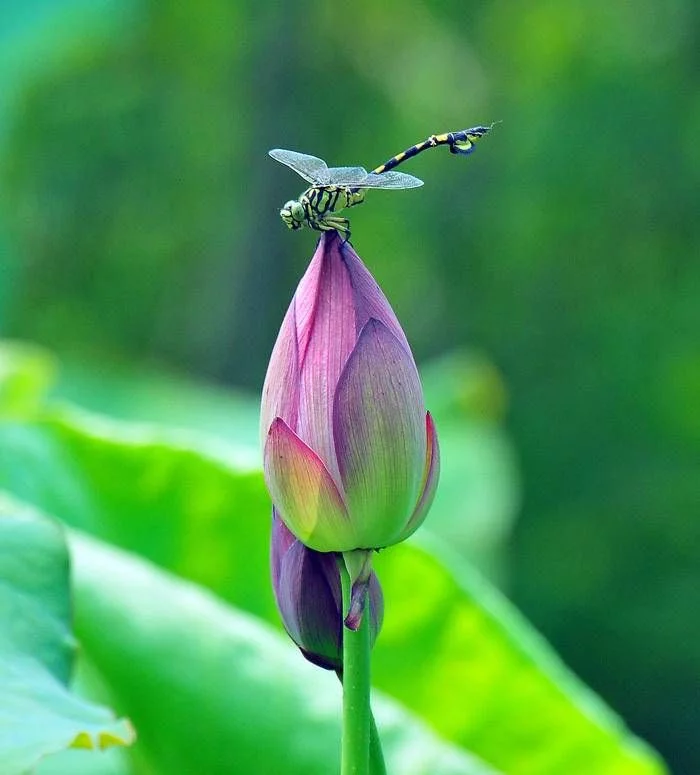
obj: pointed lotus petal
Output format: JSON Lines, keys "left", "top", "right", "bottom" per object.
{"left": 340, "top": 239, "right": 411, "bottom": 352}
{"left": 295, "top": 236, "right": 357, "bottom": 482}
{"left": 292, "top": 241, "right": 326, "bottom": 363}
{"left": 264, "top": 417, "right": 355, "bottom": 551}
{"left": 397, "top": 411, "right": 441, "bottom": 542}
{"left": 260, "top": 304, "right": 300, "bottom": 449}
{"left": 333, "top": 319, "right": 426, "bottom": 547}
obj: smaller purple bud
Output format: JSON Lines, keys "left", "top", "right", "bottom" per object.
{"left": 270, "top": 511, "right": 384, "bottom": 671}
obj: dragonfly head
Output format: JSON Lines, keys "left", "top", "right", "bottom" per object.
{"left": 280, "top": 200, "right": 306, "bottom": 230}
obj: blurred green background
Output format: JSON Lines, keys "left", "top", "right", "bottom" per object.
{"left": 0, "top": 0, "right": 697, "bottom": 773}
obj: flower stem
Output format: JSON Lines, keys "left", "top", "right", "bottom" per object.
{"left": 339, "top": 557, "right": 371, "bottom": 775}
{"left": 334, "top": 680, "right": 386, "bottom": 774}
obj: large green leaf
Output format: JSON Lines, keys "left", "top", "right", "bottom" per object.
{"left": 34, "top": 747, "right": 133, "bottom": 775}
{"left": 0, "top": 408, "right": 276, "bottom": 625}
{"left": 374, "top": 536, "right": 666, "bottom": 775}
{"left": 0, "top": 409, "right": 667, "bottom": 774}
{"left": 67, "top": 530, "right": 499, "bottom": 775}
{"left": 50, "top": 355, "right": 261, "bottom": 455}
{"left": 0, "top": 495, "right": 134, "bottom": 775}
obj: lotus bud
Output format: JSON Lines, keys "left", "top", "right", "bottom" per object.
{"left": 270, "top": 512, "right": 383, "bottom": 671}
{"left": 261, "top": 233, "right": 440, "bottom": 558}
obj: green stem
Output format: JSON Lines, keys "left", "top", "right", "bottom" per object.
{"left": 333, "top": 677, "right": 386, "bottom": 775}
{"left": 335, "top": 675, "right": 387, "bottom": 775}
{"left": 339, "top": 557, "right": 371, "bottom": 775}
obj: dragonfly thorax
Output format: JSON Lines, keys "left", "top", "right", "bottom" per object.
{"left": 279, "top": 186, "right": 366, "bottom": 237}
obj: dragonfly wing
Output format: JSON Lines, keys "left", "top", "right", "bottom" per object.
{"left": 324, "top": 166, "right": 371, "bottom": 186}
{"left": 358, "top": 171, "right": 424, "bottom": 189}
{"left": 268, "top": 149, "right": 330, "bottom": 185}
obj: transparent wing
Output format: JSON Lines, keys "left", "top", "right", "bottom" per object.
{"left": 268, "top": 149, "right": 330, "bottom": 185}
{"left": 324, "top": 166, "right": 372, "bottom": 186}
{"left": 354, "top": 170, "right": 424, "bottom": 189}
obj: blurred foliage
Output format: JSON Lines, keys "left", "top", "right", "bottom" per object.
{"left": 0, "top": 340, "right": 56, "bottom": 417}
{"left": 0, "top": 0, "right": 698, "bottom": 771}
{"left": 421, "top": 352, "right": 520, "bottom": 580}
{"left": 0, "top": 350, "right": 665, "bottom": 774}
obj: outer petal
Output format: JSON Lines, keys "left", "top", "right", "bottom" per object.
{"left": 264, "top": 417, "right": 356, "bottom": 551}
{"left": 333, "top": 318, "right": 426, "bottom": 548}
{"left": 339, "top": 237, "right": 412, "bottom": 352}
{"left": 295, "top": 235, "right": 357, "bottom": 483}
{"left": 260, "top": 303, "right": 300, "bottom": 448}
{"left": 396, "top": 411, "right": 440, "bottom": 542}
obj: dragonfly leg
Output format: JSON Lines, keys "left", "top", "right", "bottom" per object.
{"left": 316, "top": 215, "right": 351, "bottom": 239}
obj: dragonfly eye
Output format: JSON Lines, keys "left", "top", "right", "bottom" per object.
{"left": 286, "top": 201, "right": 305, "bottom": 223}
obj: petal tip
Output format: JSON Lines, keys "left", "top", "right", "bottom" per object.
{"left": 344, "top": 579, "right": 368, "bottom": 631}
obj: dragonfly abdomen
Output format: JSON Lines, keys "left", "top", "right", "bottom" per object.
{"left": 371, "top": 125, "right": 494, "bottom": 175}
{"left": 372, "top": 137, "right": 440, "bottom": 175}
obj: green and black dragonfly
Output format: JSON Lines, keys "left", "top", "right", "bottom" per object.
{"left": 269, "top": 124, "right": 494, "bottom": 238}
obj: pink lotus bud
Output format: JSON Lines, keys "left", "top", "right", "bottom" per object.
{"left": 270, "top": 512, "right": 383, "bottom": 671}
{"left": 261, "top": 233, "right": 439, "bottom": 553}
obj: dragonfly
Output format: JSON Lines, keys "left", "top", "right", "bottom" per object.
{"left": 269, "top": 124, "right": 494, "bottom": 239}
